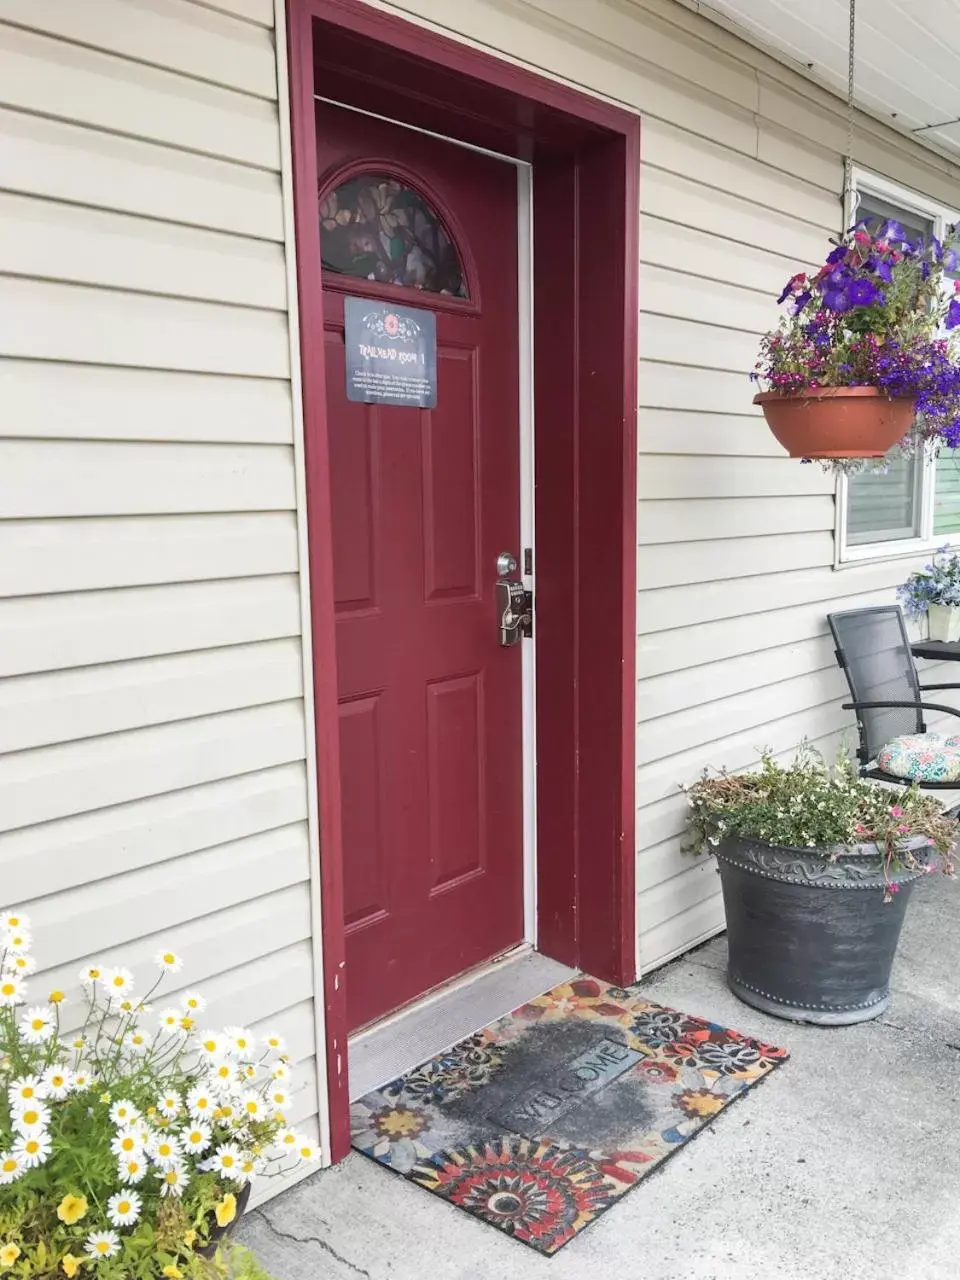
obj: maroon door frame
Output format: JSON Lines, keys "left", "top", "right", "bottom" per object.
{"left": 287, "top": 0, "right": 639, "bottom": 1161}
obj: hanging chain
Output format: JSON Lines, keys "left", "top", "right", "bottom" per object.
{"left": 843, "top": 0, "right": 857, "bottom": 224}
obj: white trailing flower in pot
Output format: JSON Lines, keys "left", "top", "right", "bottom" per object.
{"left": 899, "top": 546, "right": 960, "bottom": 641}
{"left": 0, "top": 914, "right": 320, "bottom": 1279}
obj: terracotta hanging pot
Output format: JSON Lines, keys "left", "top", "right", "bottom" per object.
{"left": 753, "top": 386, "right": 915, "bottom": 458}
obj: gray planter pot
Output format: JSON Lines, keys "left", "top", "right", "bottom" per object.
{"left": 715, "top": 833, "right": 932, "bottom": 1025}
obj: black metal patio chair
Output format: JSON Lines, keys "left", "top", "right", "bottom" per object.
{"left": 828, "top": 604, "right": 960, "bottom": 788}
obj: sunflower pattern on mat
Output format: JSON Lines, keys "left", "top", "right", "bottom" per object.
{"left": 350, "top": 978, "right": 788, "bottom": 1254}
{"left": 411, "top": 1139, "right": 617, "bottom": 1254}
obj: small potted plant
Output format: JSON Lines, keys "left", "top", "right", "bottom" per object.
{"left": 898, "top": 546, "right": 960, "bottom": 641}
{"left": 685, "top": 749, "right": 956, "bottom": 1025}
{"left": 752, "top": 219, "right": 960, "bottom": 465}
{"left": 0, "top": 912, "right": 320, "bottom": 1278}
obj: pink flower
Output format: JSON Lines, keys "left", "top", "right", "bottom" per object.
{"left": 888, "top": 883, "right": 900, "bottom": 894}
{"left": 855, "top": 230, "right": 871, "bottom": 246}
{"left": 954, "top": 279, "right": 960, "bottom": 293}
{"left": 897, "top": 824, "right": 910, "bottom": 834}
{"left": 854, "top": 824, "right": 867, "bottom": 834}
{"left": 889, "top": 806, "right": 903, "bottom": 817}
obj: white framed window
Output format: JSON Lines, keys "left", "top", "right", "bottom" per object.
{"left": 836, "top": 170, "right": 960, "bottom": 564}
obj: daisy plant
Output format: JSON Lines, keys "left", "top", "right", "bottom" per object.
{"left": 0, "top": 915, "right": 319, "bottom": 1279}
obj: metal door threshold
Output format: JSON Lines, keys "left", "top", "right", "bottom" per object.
{"left": 348, "top": 949, "right": 577, "bottom": 1099}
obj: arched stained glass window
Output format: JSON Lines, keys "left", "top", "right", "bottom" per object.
{"left": 320, "top": 173, "right": 467, "bottom": 297}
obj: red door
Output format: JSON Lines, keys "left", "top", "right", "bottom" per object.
{"left": 317, "top": 103, "right": 524, "bottom": 1031}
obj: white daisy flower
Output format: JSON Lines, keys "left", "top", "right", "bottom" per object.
{"left": 274, "top": 1129, "right": 298, "bottom": 1153}
{"left": 207, "top": 1058, "right": 239, "bottom": 1093}
{"left": 271, "top": 1062, "right": 290, "bottom": 1082}
{"left": 78, "top": 962, "right": 106, "bottom": 986}
{"left": 153, "top": 948, "right": 183, "bottom": 973}
{"left": 106, "top": 1190, "right": 142, "bottom": 1228}
{"left": 110, "top": 1128, "right": 143, "bottom": 1159}
{"left": 181, "top": 1123, "right": 212, "bottom": 1155}
{"left": 0, "top": 973, "right": 25, "bottom": 1007}
{"left": 159, "top": 1161, "right": 190, "bottom": 1198}
{"left": 295, "top": 1137, "right": 320, "bottom": 1163}
{"left": 109, "top": 1100, "right": 140, "bottom": 1127}
{"left": 41, "top": 1066, "right": 72, "bottom": 1101}
{"left": 14, "top": 1102, "right": 50, "bottom": 1134}
{"left": 181, "top": 990, "right": 206, "bottom": 1014}
{"left": 0, "top": 1151, "right": 24, "bottom": 1185}
{"left": 149, "top": 1133, "right": 182, "bottom": 1169}
{"left": 156, "top": 1091, "right": 181, "bottom": 1119}
{"left": 186, "top": 1085, "right": 216, "bottom": 1120}
{"left": 19, "top": 1006, "right": 53, "bottom": 1044}
{"left": 85, "top": 1231, "right": 120, "bottom": 1260}
{"left": 214, "top": 1101, "right": 236, "bottom": 1123}
{"left": 0, "top": 910, "right": 29, "bottom": 932}
{"left": 156, "top": 1008, "right": 184, "bottom": 1034}
{"left": 238, "top": 1091, "right": 265, "bottom": 1122}
{"left": 117, "top": 1155, "right": 147, "bottom": 1185}
{"left": 240, "top": 1063, "right": 257, "bottom": 1082}
{"left": 268, "top": 1087, "right": 290, "bottom": 1113}
{"left": 3, "top": 928, "right": 31, "bottom": 954}
{"left": 208, "top": 1142, "right": 243, "bottom": 1177}
{"left": 103, "top": 967, "right": 134, "bottom": 998}
{"left": 13, "top": 1131, "right": 52, "bottom": 1168}
{"left": 127, "top": 1030, "right": 150, "bottom": 1055}
{"left": 5, "top": 953, "right": 35, "bottom": 977}
{"left": 196, "top": 1031, "right": 226, "bottom": 1059}
{"left": 8, "top": 1075, "right": 48, "bottom": 1107}
{"left": 71, "top": 1071, "right": 94, "bottom": 1092}
{"left": 262, "top": 1030, "right": 286, "bottom": 1054}
{"left": 224, "top": 1026, "right": 256, "bottom": 1058}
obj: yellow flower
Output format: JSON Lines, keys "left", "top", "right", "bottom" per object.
{"left": 162, "top": 1269, "right": 183, "bottom": 1279}
{"left": 57, "top": 1194, "right": 88, "bottom": 1225}
{"left": 61, "top": 1255, "right": 82, "bottom": 1278}
{"left": 215, "top": 1194, "right": 237, "bottom": 1228}
{"left": 48, "top": 990, "right": 65, "bottom": 1004}
{"left": 99, "top": 1092, "right": 111, "bottom": 1105}
{"left": 180, "top": 1016, "right": 195, "bottom": 1031}
{"left": 0, "top": 1243, "right": 21, "bottom": 1268}
{"left": 183, "top": 1230, "right": 197, "bottom": 1248}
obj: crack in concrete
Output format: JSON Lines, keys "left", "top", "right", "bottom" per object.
{"left": 256, "top": 1207, "right": 371, "bottom": 1277}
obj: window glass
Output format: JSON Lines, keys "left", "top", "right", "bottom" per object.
{"left": 320, "top": 173, "right": 467, "bottom": 297}
{"left": 847, "top": 452, "right": 921, "bottom": 546}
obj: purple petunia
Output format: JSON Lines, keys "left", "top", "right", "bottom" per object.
{"left": 946, "top": 298, "right": 960, "bottom": 330}
{"left": 847, "top": 278, "right": 882, "bottom": 307}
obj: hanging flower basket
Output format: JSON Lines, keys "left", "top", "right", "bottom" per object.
{"left": 752, "top": 220, "right": 960, "bottom": 470}
{"left": 753, "top": 386, "right": 915, "bottom": 459}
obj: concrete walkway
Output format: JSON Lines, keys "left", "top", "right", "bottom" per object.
{"left": 239, "top": 873, "right": 960, "bottom": 1280}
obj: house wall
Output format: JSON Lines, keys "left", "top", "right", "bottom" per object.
{"left": 0, "top": 0, "right": 325, "bottom": 1172}
{"left": 364, "top": 0, "right": 960, "bottom": 971}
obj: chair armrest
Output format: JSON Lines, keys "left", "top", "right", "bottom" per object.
{"left": 919, "top": 682, "right": 960, "bottom": 692}
{"left": 842, "top": 699, "right": 960, "bottom": 720}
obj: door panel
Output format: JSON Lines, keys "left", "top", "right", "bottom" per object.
{"left": 317, "top": 103, "right": 523, "bottom": 1030}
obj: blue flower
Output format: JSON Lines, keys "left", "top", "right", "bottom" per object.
{"left": 848, "top": 279, "right": 881, "bottom": 307}
{"left": 826, "top": 245, "right": 847, "bottom": 265}
{"left": 946, "top": 299, "right": 960, "bottom": 330}
{"left": 823, "top": 288, "right": 851, "bottom": 312}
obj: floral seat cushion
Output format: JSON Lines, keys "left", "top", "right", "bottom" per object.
{"left": 877, "top": 733, "right": 960, "bottom": 782}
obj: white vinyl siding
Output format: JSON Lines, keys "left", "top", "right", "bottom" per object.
{"left": 374, "top": 0, "right": 960, "bottom": 971}
{"left": 0, "top": 0, "right": 322, "bottom": 1180}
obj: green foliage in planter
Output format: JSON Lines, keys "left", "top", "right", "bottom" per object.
{"left": 684, "top": 747, "right": 957, "bottom": 883}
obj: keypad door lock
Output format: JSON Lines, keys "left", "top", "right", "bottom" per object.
{"left": 495, "top": 551, "right": 532, "bottom": 646}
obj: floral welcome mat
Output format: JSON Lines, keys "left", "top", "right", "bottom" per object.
{"left": 351, "top": 977, "right": 788, "bottom": 1255}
